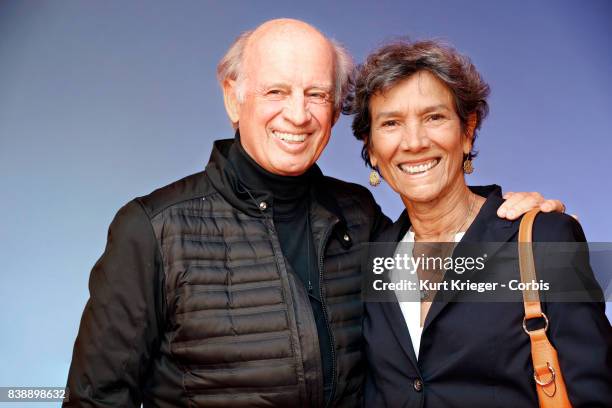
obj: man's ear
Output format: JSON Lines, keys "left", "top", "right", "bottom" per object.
{"left": 331, "top": 108, "right": 341, "bottom": 126}
{"left": 463, "top": 112, "right": 478, "bottom": 154}
{"left": 222, "top": 79, "right": 240, "bottom": 126}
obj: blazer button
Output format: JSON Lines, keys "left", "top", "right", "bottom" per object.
{"left": 413, "top": 378, "right": 423, "bottom": 392}
{"left": 259, "top": 201, "right": 268, "bottom": 210}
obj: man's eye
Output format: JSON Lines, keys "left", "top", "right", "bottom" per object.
{"left": 381, "top": 120, "right": 399, "bottom": 127}
{"left": 307, "top": 92, "right": 330, "bottom": 103}
{"left": 267, "top": 89, "right": 283, "bottom": 95}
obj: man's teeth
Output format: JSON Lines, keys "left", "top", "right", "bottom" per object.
{"left": 273, "top": 131, "right": 307, "bottom": 142}
{"left": 399, "top": 159, "right": 439, "bottom": 174}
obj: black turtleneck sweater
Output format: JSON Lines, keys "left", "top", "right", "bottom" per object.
{"left": 227, "top": 137, "right": 333, "bottom": 403}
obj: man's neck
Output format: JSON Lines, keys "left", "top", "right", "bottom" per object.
{"left": 227, "top": 137, "right": 311, "bottom": 217}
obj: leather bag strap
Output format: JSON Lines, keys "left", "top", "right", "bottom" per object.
{"left": 518, "top": 209, "right": 572, "bottom": 408}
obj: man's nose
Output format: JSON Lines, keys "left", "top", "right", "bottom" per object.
{"left": 283, "top": 94, "right": 311, "bottom": 126}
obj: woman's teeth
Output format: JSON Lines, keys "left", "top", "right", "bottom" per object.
{"left": 399, "top": 159, "right": 439, "bottom": 174}
{"left": 273, "top": 131, "right": 307, "bottom": 142}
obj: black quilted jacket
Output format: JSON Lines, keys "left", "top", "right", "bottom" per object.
{"left": 65, "top": 139, "right": 390, "bottom": 407}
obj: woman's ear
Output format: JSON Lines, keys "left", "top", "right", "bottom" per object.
{"left": 367, "top": 136, "right": 378, "bottom": 168}
{"left": 463, "top": 112, "right": 478, "bottom": 154}
{"left": 222, "top": 79, "right": 240, "bottom": 126}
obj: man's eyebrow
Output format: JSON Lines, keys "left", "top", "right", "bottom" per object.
{"left": 259, "top": 83, "right": 333, "bottom": 92}
{"left": 260, "top": 82, "right": 290, "bottom": 89}
{"left": 306, "top": 84, "right": 333, "bottom": 91}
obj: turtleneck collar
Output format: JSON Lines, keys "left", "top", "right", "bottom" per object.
{"left": 227, "top": 132, "right": 312, "bottom": 220}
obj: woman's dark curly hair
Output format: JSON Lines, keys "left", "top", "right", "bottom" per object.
{"left": 345, "top": 39, "right": 490, "bottom": 168}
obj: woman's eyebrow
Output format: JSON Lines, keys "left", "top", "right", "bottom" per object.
{"left": 374, "top": 110, "right": 403, "bottom": 121}
{"left": 374, "top": 104, "right": 451, "bottom": 120}
{"left": 420, "top": 104, "right": 451, "bottom": 114}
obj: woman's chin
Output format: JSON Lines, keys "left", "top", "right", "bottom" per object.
{"left": 394, "top": 174, "right": 462, "bottom": 206}
{"left": 399, "top": 187, "right": 441, "bottom": 205}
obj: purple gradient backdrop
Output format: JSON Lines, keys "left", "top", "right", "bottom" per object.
{"left": 0, "top": 0, "right": 610, "bottom": 396}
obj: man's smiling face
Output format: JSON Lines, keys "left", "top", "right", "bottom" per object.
{"left": 225, "top": 21, "right": 337, "bottom": 176}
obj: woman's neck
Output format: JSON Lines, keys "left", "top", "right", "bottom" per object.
{"left": 402, "top": 182, "right": 485, "bottom": 242}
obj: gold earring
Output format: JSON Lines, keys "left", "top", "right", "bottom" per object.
{"left": 463, "top": 157, "right": 474, "bottom": 174}
{"left": 369, "top": 169, "right": 381, "bottom": 186}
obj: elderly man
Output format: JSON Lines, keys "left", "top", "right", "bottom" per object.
{"left": 64, "top": 19, "right": 563, "bottom": 407}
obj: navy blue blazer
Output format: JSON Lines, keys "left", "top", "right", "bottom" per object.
{"left": 364, "top": 187, "right": 612, "bottom": 407}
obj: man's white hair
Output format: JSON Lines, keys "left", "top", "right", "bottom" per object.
{"left": 216, "top": 27, "right": 354, "bottom": 114}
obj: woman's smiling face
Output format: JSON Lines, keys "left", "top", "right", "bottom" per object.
{"left": 368, "top": 70, "right": 473, "bottom": 204}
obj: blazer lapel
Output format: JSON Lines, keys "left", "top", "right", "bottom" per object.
{"left": 422, "top": 191, "right": 519, "bottom": 332}
{"left": 372, "top": 189, "right": 522, "bottom": 366}
{"left": 371, "top": 211, "right": 420, "bottom": 368}
{"left": 380, "top": 301, "right": 420, "bottom": 369}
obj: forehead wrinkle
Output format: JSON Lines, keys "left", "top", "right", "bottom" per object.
{"left": 406, "top": 71, "right": 454, "bottom": 111}
{"left": 242, "top": 36, "right": 334, "bottom": 96}
{"left": 372, "top": 74, "right": 455, "bottom": 120}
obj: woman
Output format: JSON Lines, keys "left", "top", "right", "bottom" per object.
{"left": 351, "top": 40, "right": 612, "bottom": 407}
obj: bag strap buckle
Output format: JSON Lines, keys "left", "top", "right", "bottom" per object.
{"left": 522, "top": 312, "right": 549, "bottom": 334}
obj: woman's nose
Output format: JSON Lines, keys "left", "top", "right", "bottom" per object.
{"left": 400, "top": 124, "right": 430, "bottom": 151}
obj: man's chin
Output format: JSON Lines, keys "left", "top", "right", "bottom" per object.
{"left": 271, "top": 135, "right": 312, "bottom": 155}
{"left": 269, "top": 160, "right": 311, "bottom": 177}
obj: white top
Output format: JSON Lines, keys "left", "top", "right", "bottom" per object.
{"left": 392, "top": 229, "right": 465, "bottom": 359}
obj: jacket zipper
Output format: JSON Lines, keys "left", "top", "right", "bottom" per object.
{"left": 264, "top": 216, "right": 317, "bottom": 406}
{"left": 318, "top": 222, "right": 337, "bottom": 408}
{"left": 263, "top": 206, "right": 338, "bottom": 407}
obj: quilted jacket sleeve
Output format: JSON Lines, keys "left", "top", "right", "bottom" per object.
{"left": 64, "top": 200, "right": 164, "bottom": 407}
